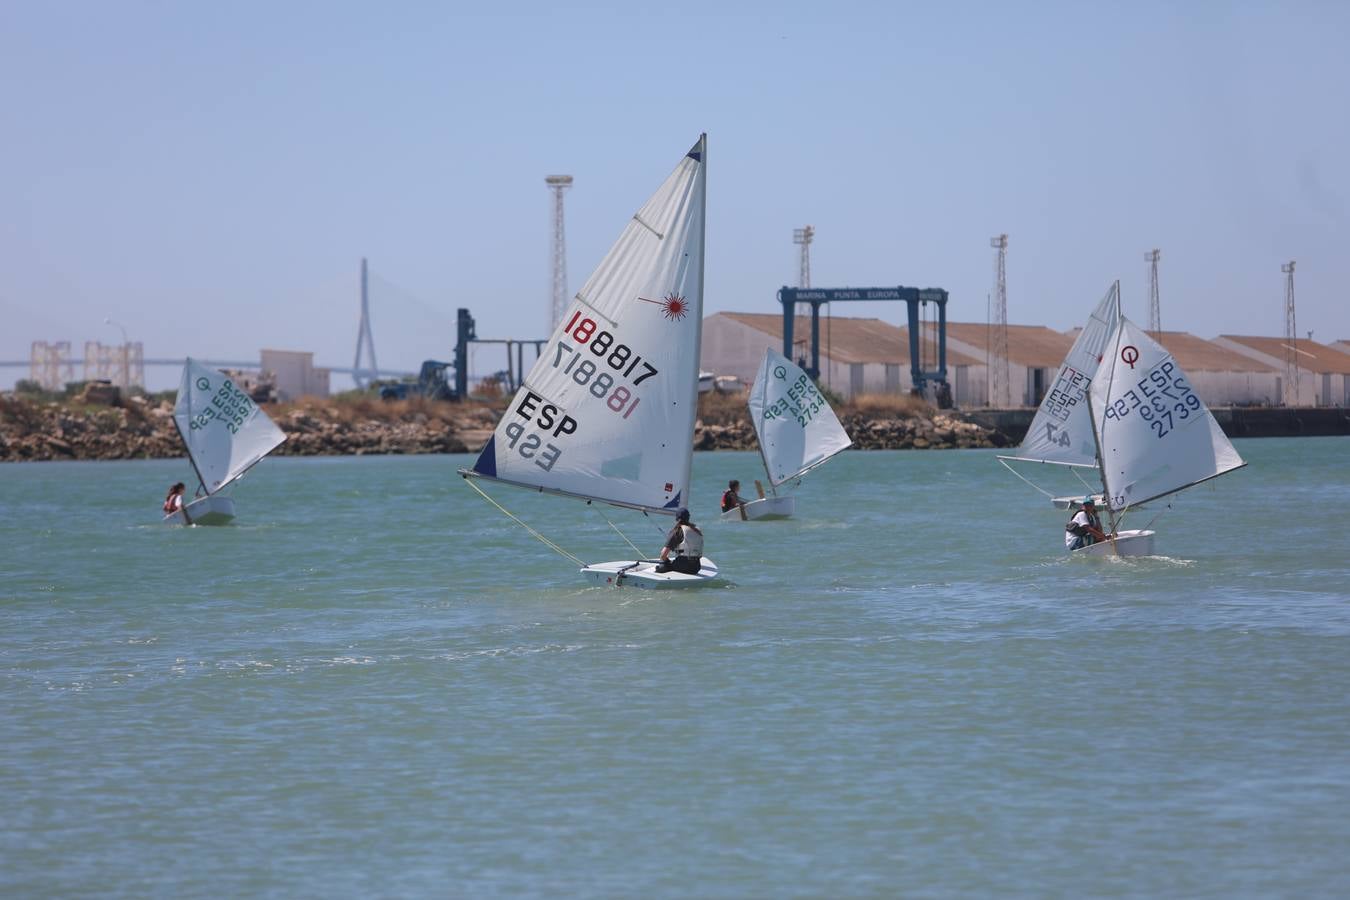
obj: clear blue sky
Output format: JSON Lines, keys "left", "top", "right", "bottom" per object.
{"left": 4, "top": 1, "right": 1347, "bottom": 390}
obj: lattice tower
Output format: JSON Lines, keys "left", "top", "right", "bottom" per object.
{"left": 1283, "top": 260, "right": 1298, "bottom": 406}
{"left": 988, "top": 234, "right": 1011, "bottom": 407}
{"left": 353, "top": 257, "right": 378, "bottom": 389}
{"left": 546, "top": 175, "right": 573, "bottom": 329}
{"left": 30, "top": 341, "right": 74, "bottom": 391}
{"left": 1145, "top": 249, "right": 1161, "bottom": 339}
{"left": 793, "top": 225, "right": 814, "bottom": 288}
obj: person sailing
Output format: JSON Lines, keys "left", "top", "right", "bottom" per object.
{"left": 1065, "top": 497, "right": 1107, "bottom": 550}
{"left": 163, "top": 482, "right": 192, "bottom": 524}
{"left": 656, "top": 508, "right": 704, "bottom": 574}
{"left": 720, "top": 479, "right": 747, "bottom": 515}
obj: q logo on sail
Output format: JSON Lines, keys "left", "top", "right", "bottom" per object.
{"left": 196, "top": 377, "right": 211, "bottom": 390}
{"left": 773, "top": 365, "right": 787, "bottom": 380}
{"left": 1121, "top": 346, "right": 1140, "bottom": 369}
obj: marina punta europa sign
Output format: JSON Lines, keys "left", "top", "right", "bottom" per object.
{"left": 785, "top": 287, "right": 948, "bottom": 303}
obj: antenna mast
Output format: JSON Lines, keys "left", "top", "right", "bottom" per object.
{"left": 988, "top": 234, "right": 1010, "bottom": 408}
{"left": 1145, "top": 248, "right": 1161, "bottom": 340}
{"left": 353, "top": 257, "right": 378, "bottom": 389}
{"left": 546, "top": 175, "right": 574, "bottom": 329}
{"left": 793, "top": 225, "right": 814, "bottom": 288}
{"left": 1283, "top": 260, "right": 1298, "bottom": 406}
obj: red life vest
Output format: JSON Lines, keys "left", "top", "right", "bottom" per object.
{"left": 721, "top": 490, "right": 738, "bottom": 512}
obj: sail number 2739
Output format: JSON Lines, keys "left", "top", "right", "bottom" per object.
{"left": 1101, "top": 360, "right": 1201, "bottom": 440}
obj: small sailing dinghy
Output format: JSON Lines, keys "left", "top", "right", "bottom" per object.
{"left": 724, "top": 347, "right": 851, "bottom": 521}
{"left": 460, "top": 135, "right": 718, "bottom": 588}
{"left": 165, "top": 358, "right": 286, "bottom": 525}
{"left": 998, "top": 282, "right": 1122, "bottom": 509}
{"left": 1074, "top": 314, "right": 1246, "bottom": 557}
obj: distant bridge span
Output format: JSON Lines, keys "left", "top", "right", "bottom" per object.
{"left": 0, "top": 358, "right": 415, "bottom": 379}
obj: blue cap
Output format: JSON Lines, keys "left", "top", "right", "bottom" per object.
{"left": 1082, "top": 497, "right": 1096, "bottom": 506}
{"left": 675, "top": 507, "right": 690, "bottom": 522}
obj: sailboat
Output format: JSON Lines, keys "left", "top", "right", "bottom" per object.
{"left": 997, "top": 282, "right": 1122, "bottom": 508}
{"left": 460, "top": 134, "right": 717, "bottom": 588}
{"left": 1075, "top": 314, "right": 1246, "bottom": 557}
{"left": 165, "top": 358, "right": 287, "bottom": 525}
{"left": 724, "top": 347, "right": 852, "bottom": 521}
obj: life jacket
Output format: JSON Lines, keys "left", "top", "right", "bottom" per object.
{"left": 1065, "top": 510, "right": 1100, "bottom": 538}
{"left": 675, "top": 524, "right": 704, "bottom": 558}
{"left": 163, "top": 494, "right": 181, "bottom": 514}
{"left": 721, "top": 490, "right": 738, "bottom": 512}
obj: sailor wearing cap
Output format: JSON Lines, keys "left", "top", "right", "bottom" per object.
{"left": 656, "top": 507, "right": 705, "bottom": 574}
{"left": 1065, "top": 497, "right": 1108, "bottom": 551}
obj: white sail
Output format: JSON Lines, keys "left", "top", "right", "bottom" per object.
{"left": 747, "top": 347, "right": 851, "bottom": 486}
{"left": 1089, "top": 317, "right": 1244, "bottom": 510}
{"left": 1010, "top": 282, "right": 1121, "bottom": 466}
{"left": 467, "top": 135, "right": 707, "bottom": 514}
{"left": 173, "top": 358, "right": 286, "bottom": 494}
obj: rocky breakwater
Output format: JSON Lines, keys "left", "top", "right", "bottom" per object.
{"left": 0, "top": 394, "right": 499, "bottom": 462}
{"left": 692, "top": 406, "right": 999, "bottom": 451}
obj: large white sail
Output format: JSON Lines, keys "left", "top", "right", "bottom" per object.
{"left": 173, "top": 358, "right": 286, "bottom": 494}
{"left": 747, "top": 347, "right": 851, "bottom": 486}
{"left": 1089, "top": 317, "right": 1244, "bottom": 510}
{"left": 467, "top": 135, "right": 707, "bottom": 514}
{"left": 1010, "top": 282, "right": 1121, "bottom": 466}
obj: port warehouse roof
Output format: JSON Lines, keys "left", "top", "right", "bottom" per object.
{"left": 1216, "top": 335, "right": 1350, "bottom": 374}
{"left": 709, "top": 312, "right": 984, "bottom": 366}
{"left": 707, "top": 313, "right": 1350, "bottom": 375}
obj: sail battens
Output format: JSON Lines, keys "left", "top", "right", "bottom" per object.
{"left": 631, "top": 214, "right": 664, "bottom": 240}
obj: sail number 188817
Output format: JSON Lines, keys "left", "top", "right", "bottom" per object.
{"left": 561, "top": 312, "right": 659, "bottom": 385}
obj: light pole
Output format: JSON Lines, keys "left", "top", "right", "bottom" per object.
{"left": 105, "top": 317, "right": 129, "bottom": 389}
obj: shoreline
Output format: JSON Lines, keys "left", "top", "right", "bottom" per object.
{"left": 0, "top": 393, "right": 1003, "bottom": 463}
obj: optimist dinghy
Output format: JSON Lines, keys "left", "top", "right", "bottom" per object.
{"left": 164, "top": 358, "right": 285, "bottom": 526}
{"left": 723, "top": 347, "right": 851, "bottom": 522}
{"left": 1074, "top": 312, "right": 1245, "bottom": 557}
{"left": 461, "top": 135, "right": 719, "bottom": 588}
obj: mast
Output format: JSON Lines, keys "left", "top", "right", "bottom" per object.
{"left": 1089, "top": 320, "right": 1122, "bottom": 538}
{"left": 679, "top": 133, "right": 708, "bottom": 500}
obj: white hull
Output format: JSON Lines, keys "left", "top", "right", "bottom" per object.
{"left": 1073, "top": 529, "right": 1155, "bottom": 558}
{"left": 163, "top": 495, "right": 236, "bottom": 526}
{"left": 580, "top": 558, "right": 720, "bottom": 589}
{"left": 1052, "top": 493, "right": 1104, "bottom": 510}
{"left": 720, "top": 495, "right": 795, "bottom": 521}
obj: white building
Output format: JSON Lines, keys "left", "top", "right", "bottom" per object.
{"left": 260, "top": 349, "right": 330, "bottom": 401}
{"left": 1213, "top": 335, "right": 1350, "bottom": 406}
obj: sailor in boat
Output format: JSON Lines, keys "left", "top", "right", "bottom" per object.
{"left": 162, "top": 482, "right": 191, "bottom": 524}
{"left": 656, "top": 508, "right": 705, "bottom": 575}
{"left": 1065, "top": 497, "right": 1107, "bottom": 551}
{"left": 720, "top": 480, "right": 747, "bottom": 515}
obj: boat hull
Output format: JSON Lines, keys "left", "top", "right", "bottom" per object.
{"left": 580, "top": 558, "right": 720, "bottom": 589}
{"left": 163, "top": 495, "right": 236, "bottom": 526}
{"left": 1073, "top": 529, "right": 1155, "bottom": 558}
{"left": 720, "top": 496, "right": 794, "bottom": 521}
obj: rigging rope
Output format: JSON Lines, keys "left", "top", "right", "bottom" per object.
{"left": 996, "top": 457, "right": 1055, "bottom": 499}
{"left": 463, "top": 478, "right": 585, "bottom": 566}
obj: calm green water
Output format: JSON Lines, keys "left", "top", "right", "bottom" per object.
{"left": 3, "top": 439, "right": 1349, "bottom": 897}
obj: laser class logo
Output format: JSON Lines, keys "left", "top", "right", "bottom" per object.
{"left": 196, "top": 377, "right": 211, "bottom": 390}
{"left": 1121, "top": 346, "right": 1140, "bottom": 369}
{"left": 639, "top": 293, "right": 689, "bottom": 321}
